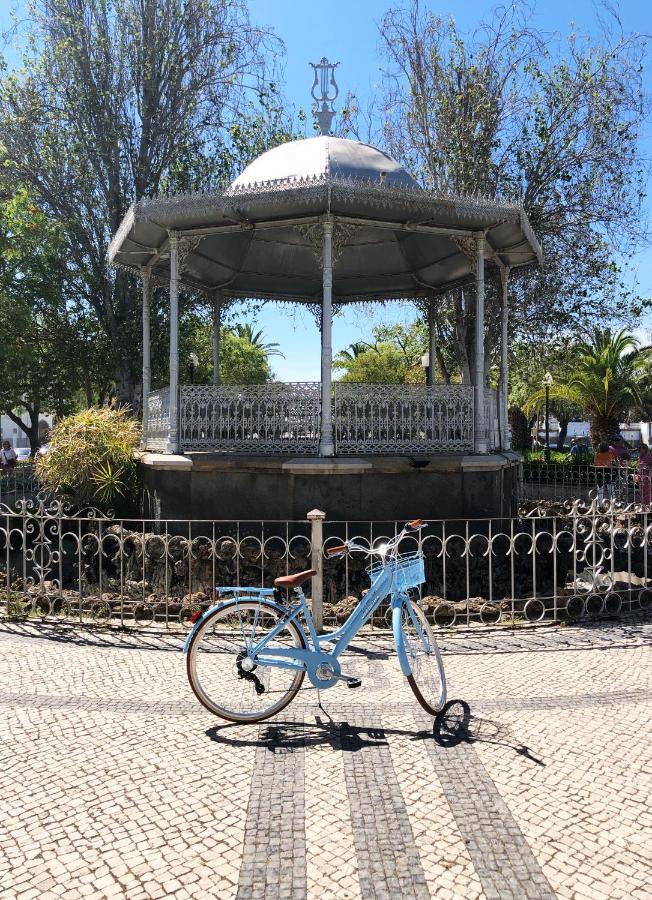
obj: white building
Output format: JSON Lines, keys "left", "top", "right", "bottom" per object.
{"left": 0, "top": 413, "right": 53, "bottom": 448}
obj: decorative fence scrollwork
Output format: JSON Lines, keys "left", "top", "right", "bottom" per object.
{"left": 334, "top": 383, "right": 474, "bottom": 454}
{"left": 1, "top": 494, "right": 651, "bottom": 630}
{"left": 179, "top": 383, "right": 321, "bottom": 454}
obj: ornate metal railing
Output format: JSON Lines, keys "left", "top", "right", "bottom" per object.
{"left": 334, "top": 383, "right": 474, "bottom": 454}
{"left": 484, "top": 387, "right": 500, "bottom": 449}
{"left": 179, "top": 383, "right": 321, "bottom": 453}
{"left": 145, "top": 388, "right": 170, "bottom": 451}
{"left": 1, "top": 495, "right": 650, "bottom": 630}
{"left": 146, "top": 382, "right": 480, "bottom": 454}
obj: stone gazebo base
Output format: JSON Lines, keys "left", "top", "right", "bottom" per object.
{"left": 139, "top": 452, "right": 522, "bottom": 521}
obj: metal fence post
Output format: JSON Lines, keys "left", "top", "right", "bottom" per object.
{"left": 307, "top": 509, "right": 325, "bottom": 632}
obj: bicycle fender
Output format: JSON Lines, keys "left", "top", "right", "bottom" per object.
{"left": 391, "top": 594, "right": 413, "bottom": 677}
{"left": 181, "top": 597, "right": 292, "bottom": 654}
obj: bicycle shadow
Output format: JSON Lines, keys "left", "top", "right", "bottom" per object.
{"left": 206, "top": 718, "right": 397, "bottom": 752}
{"left": 205, "top": 700, "right": 544, "bottom": 765}
{"left": 432, "top": 699, "right": 545, "bottom": 766}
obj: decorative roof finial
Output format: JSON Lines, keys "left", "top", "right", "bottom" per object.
{"left": 310, "top": 57, "right": 339, "bottom": 136}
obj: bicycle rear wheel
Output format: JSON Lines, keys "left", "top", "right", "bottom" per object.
{"left": 186, "top": 599, "right": 306, "bottom": 723}
{"left": 399, "top": 600, "right": 447, "bottom": 715}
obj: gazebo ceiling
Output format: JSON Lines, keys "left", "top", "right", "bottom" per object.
{"left": 108, "top": 136, "right": 542, "bottom": 302}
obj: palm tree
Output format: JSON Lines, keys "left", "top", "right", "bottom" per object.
{"left": 524, "top": 328, "right": 651, "bottom": 445}
{"left": 335, "top": 341, "right": 377, "bottom": 362}
{"left": 231, "top": 323, "right": 285, "bottom": 358}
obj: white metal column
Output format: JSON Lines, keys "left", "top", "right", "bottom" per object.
{"left": 473, "top": 232, "right": 487, "bottom": 454}
{"left": 427, "top": 295, "right": 436, "bottom": 386}
{"left": 500, "top": 265, "right": 511, "bottom": 450}
{"left": 141, "top": 268, "right": 151, "bottom": 449}
{"left": 212, "top": 292, "right": 222, "bottom": 387}
{"left": 318, "top": 219, "right": 335, "bottom": 456}
{"left": 166, "top": 232, "right": 180, "bottom": 454}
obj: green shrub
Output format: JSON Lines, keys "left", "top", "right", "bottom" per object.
{"left": 36, "top": 407, "right": 141, "bottom": 512}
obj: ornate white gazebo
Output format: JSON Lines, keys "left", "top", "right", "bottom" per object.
{"left": 109, "top": 134, "right": 541, "bottom": 460}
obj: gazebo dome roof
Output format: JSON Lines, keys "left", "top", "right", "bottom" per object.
{"left": 108, "top": 134, "right": 543, "bottom": 303}
{"left": 230, "top": 136, "right": 420, "bottom": 191}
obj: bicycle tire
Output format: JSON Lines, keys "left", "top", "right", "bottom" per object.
{"left": 187, "top": 599, "right": 306, "bottom": 723}
{"left": 399, "top": 600, "right": 447, "bottom": 715}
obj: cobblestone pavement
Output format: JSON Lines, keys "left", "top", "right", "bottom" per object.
{"left": 0, "top": 617, "right": 651, "bottom": 899}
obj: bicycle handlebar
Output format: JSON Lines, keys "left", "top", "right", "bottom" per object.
{"left": 326, "top": 545, "right": 348, "bottom": 558}
{"left": 325, "top": 520, "right": 427, "bottom": 559}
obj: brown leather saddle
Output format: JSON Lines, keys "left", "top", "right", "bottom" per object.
{"left": 273, "top": 569, "right": 316, "bottom": 589}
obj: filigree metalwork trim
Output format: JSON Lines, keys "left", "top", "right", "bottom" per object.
{"left": 144, "top": 388, "right": 170, "bottom": 451}
{"left": 177, "top": 235, "right": 203, "bottom": 274}
{"left": 334, "top": 384, "right": 474, "bottom": 454}
{"left": 452, "top": 236, "right": 479, "bottom": 269}
{"left": 179, "top": 383, "right": 321, "bottom": 454}
{"left": 297, "top": 220, "right": 362, "bottom": 268}
{"left": 297, "top": 222, "right": 324, "bottom": 266}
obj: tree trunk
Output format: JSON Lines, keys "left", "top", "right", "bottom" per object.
{"left": 84, "top": 371, "right": 94, "bottom": 408}
{"left": 107, "top": 271, "right": 138, "bottom": 408}
{"left": 5, "top": 408, "right": 40, "bottom": 456}
{"left": 434, "top": 345, "right": 451, "bottom": 384}
{"left": 590, "top": 415, "right": 619, "bottom": 448}
{"left": 509, "top": 407, "right": 531, "bottom": 451}
{"left": 556, "top": 417, "right": 569, "bottom": 451}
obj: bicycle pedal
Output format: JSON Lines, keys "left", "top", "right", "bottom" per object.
{"left": 345, "top": 678, "right": 362, "bottom": 689}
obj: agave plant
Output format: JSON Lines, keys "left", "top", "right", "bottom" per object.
{"left": 524, "top": 328, "right": 651, "bottom": 445}
{"left": 36, "top": 406, "right": 140, "bottom": 513}
{"left": 90, "top": 460, "right": 127, "bottom": 503}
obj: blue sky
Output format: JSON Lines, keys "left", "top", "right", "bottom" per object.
{"left": 3, "top": 0, "right": 651, "bottom": 380}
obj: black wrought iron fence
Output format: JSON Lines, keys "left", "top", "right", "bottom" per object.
{"left": 0, "top": 465, "right": 39, "bottom": 507}
{"left": 519, "top": 463, "right": 649, "bottom": 506}
{"left": 1, "top": 493, "right": 650, "bottom": 631}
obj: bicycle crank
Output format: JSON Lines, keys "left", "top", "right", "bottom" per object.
{"left": 315, "top": 662, "right": 360, "bottom": 689}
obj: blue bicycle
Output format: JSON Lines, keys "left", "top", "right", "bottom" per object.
{"left": 184, "top": 519, "right": 446, "bottom": 723}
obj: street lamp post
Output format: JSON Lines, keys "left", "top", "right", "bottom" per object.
{"left": 542, "top": 371, "right": 553, "bottom": 463}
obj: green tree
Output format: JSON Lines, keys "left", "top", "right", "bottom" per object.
{"left": 220, "top": 332, "right": 274, "bottom": 384}
{"left": 336, "top": 341, "right": 375, "bottom": 362}
{"left": 509, "top": 338, "right": 585, "bottom": 450}
{"left": 0, "top": 183, "right": 97, "bottom": 453}
{"left": 173, "top": 312, "right": 274, "bottom": 386}
{"left": 348, "top": 2, "right": 648, "bottom": 383}
{"left": 0, "top": 0, "right": 284, "bottom": 406}
{"left": 231, "top": 323, "right": 284, "bottom": 359}
{"left": 524, "top": 328, "right": 651, "bottom": 445}
{"left": 334, "top": 321, "right": 427, "bottom": 383}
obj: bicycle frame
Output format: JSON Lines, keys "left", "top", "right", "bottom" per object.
{"left": 183, "top": 563, "right": 428, "bottom": 690}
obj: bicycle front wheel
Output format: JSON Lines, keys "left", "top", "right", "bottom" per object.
{"left": 186, "top": 599, "right": 306, "bottom": 723}
{"left": 399, "top": 600, "right": 447, "bottom": 715}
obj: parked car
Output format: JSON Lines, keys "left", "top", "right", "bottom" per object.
{"left": 15, "top": 447, "right": 32, "bottom": 462}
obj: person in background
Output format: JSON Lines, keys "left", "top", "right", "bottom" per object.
{"left": 636, "top": 443, "right": 652, "bottom": 506}
{"left": 570, "top": 436, "right": 590, "bottom": 463}
{"left": 0, "top": 440, "right": 17, "bottom": 469}
{"left": 609, "top": 434, "right": 630, "bottom": 466}
{"left": 594, "top": 440, "right": 615, "bottom": 502}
